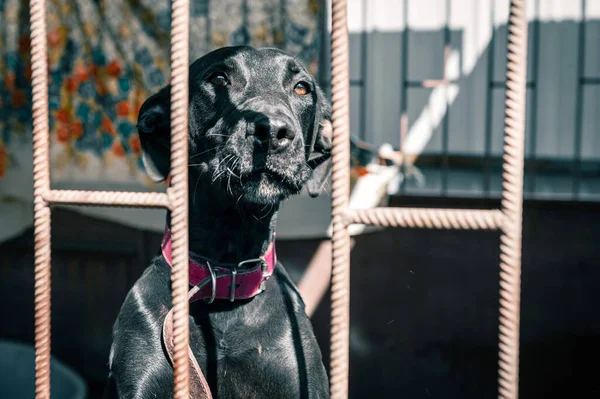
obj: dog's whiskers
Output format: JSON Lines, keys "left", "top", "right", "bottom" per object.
{"left": 258, "top": 204, "right": 274, "bottom": 220}
{"left": 227, "top": 170, "right": 233, "bottom": 196}
{"left": 231, "top": 159, "right": 243, "bottom": 184}
{"left": 219, "top": 154, "right": 234, "bottom": 168}
{"left": 227, "top": 167, "right": 240, "bottom": 180}
{"left": 226, "top": 157, "right": 241, "bottom": 178}
{"left": 212, "top": 168, "right": 228, "bottom": 183}
{"left": 190, "top": 144, "right": 226, "bottom": 159}
{"left": 212, "top": 170, "right": 226, "bottom": 182}
{"left": 224, "top": 155, "right": 242, "bottom": 195}
{"left": 211, "top": 154, "right": 234, "bottom": 183}
{"left": 193, "top": 174, "right": 202, "bottom": 206}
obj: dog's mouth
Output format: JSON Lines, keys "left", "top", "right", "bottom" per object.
{"left": 218, "top": 166, "right": 301, "bottom": 205}
{"left": 241, "top": 168, "right": 297, "bottom": 189}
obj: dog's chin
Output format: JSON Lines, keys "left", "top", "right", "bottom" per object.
{"left": 232, "top": 171, "right": 304, "bottom": 206}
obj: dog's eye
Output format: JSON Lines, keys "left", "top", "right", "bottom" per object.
{"left": 210, "top": 74, "right": 228, "bottom": 87}
{"left": 294, "top": 82, "right": 311, "bottom": 96}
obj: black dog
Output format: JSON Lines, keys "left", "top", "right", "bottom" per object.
{"left": 104, "top": 46, "right": 332, "bottom": 398}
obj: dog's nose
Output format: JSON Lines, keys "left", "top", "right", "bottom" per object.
{"left": 251, "top": 118, "right": 296, "bottom": 153}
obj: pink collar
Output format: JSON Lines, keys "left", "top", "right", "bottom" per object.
{"left": 161, "top": 226, "right": 277, "bottom": 303}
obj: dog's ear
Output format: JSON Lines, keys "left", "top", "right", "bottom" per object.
{"left": 137, "top": 85, "right": 171, "bottom": 182}
{"left": 306, "top": 86, "right": 333, "bottom": 198}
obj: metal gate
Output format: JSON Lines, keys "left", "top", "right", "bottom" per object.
{"left": 29, "top": 0, "right": 527, "bottom": 398}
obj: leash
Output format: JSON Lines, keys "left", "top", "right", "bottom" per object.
{"left": 162, "top": 286, "right": 212, "bottom": 399}
{"left": 160, "top": 225, "right": 277, "bottom": 398}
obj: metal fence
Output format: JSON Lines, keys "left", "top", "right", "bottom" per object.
{"left": 29, "top": 1, "right": 528, "bottom": 399}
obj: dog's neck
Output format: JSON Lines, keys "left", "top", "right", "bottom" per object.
{"left": 175, "top": 195, "right": 278, "bottom": 264}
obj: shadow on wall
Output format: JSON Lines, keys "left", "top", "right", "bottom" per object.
{"left": 347, "top": 20, "right": 600, "bottom": 170}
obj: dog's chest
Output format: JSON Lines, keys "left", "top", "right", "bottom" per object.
{"left": 192, "top": 296, "right": 295, "bottom": 359}
{"left": 190, "top": 302, "right": 303, "bottom": 396}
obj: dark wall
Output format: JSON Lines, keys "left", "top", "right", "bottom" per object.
{"left": 313, "top": 197, "right": 600, "bottom": 398}
{"left": 1, "top": 198, "right": 599, "bottom": 398}
{"left": 0, "top": 209, "right": 163, "bottom": 385}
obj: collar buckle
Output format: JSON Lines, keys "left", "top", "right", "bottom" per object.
{"left": 230, "top": 258, "right": 266, "bottom": 302}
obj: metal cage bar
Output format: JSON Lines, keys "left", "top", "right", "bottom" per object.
{"left": 328, "top": 0, "right": 528, "bottom": 398}
{"left": 329, "top": 0, "right": 353, "bottom": 397}
{"left": 29, "top": 0, "right": 191, "bottom": 397}
{"left": 496, "top": 2, "right": 528, "bottom": 396}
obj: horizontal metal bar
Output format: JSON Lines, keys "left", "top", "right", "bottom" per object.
{"left": 43, "top": 189, "right": 170, "bottom": 209}
{"left": 347, "top": 207, "right": 504, "bottom": 230}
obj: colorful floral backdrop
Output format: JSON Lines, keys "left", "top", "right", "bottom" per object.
{"left": 0, "top": 0, "right": 324, "bottom": 241}
{"left": 0, "top": 0, "right": 323, "bottom": 186}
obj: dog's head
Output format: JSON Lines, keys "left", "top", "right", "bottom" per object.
{"left": 137, "top": 46, "right": 332, "bottom": 207}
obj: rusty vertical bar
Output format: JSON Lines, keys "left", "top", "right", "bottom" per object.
{"left": 329, "top": 0, "right": 351, "bottom": 397}
{"left": 29, "top": 0, "right": 52, "bottom": 396}
{"left": 498, "top": 1, "right": 528, "bottom": 398}
{"left": 169, "top": 0, "right": 191, "bottom": 397}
